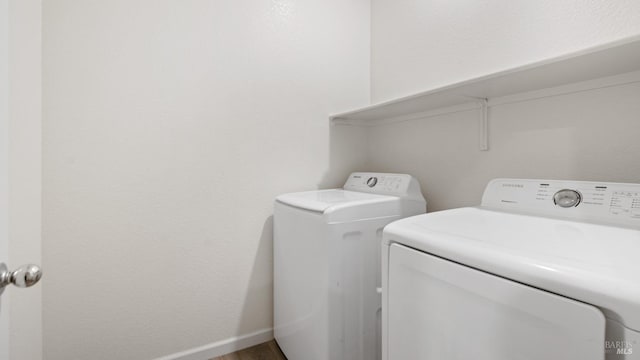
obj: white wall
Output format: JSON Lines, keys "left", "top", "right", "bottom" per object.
{"left": 372, "top": 0, "right": 640, "bottom": 102}
{"left": 42, "top": 1, "right": 369, "bottom": 359}
{"left": 369, "top": 0, "right": 640, "bottom": 212}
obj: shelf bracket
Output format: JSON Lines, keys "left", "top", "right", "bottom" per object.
{"left": 478, "top": 98, "right": 489, "bottom": 151}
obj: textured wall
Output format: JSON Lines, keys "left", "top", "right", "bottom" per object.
{"left": 372, "top": 0, "right": 640, "bottom": 102}
{"left": 42, "top": 1, "right": 370, "bottom": 359}
{"left": 369, "top": 0, "right": 640, "bottom": 212}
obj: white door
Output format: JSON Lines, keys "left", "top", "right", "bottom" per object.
{"left": 1, "top": 2, "right": 42, "bottom": 359}
{"left": 387, "top": 243, "right": 606, "bottom": 360}
{"left": 1, "top": 0, "right": 10, "bottom": 356}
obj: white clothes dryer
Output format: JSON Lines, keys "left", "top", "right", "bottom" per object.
{"left": 382, "top": 178, "right": 640, "bottom": 360}
{"left": 274, "top": 172, "right": 425, "bottom": 360}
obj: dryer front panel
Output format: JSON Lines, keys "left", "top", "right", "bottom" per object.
{"left": 386, "top": 243, "right": 606, "bottom": 360}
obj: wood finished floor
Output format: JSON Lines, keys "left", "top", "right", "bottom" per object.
{"left": 211, "top": 340, "right": 287, "bottom": 360}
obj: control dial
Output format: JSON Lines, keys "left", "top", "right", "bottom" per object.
{"left": 553, "top": 189, "right": 581, "bottom": 208}
{"left": 366, "top": 177, "right": 378, "bottom": 188}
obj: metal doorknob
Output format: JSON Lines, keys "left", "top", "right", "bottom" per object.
{"left": 0, "top": 263, "right": 42, "bottom": 290}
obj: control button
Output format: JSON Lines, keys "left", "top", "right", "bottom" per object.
{"left": 366, "top": 177, "right": 378, "bottom": 188}
{"left": 553, "top": 189, "right": 582, "bottom": 208}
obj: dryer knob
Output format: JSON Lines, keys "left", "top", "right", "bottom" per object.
{"left": 366, "top": 177, "right": 378, "bottom": 187}
{"left": 553, "top": 189, "right": 581, "bottom": 208}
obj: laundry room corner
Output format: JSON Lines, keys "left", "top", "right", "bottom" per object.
{"left": 3, "top": 1, "right": 640, "bottom": 360}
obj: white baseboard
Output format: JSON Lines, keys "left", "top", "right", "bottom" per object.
{"left": 153, "top": 328, "right": 274, "bottom": 360}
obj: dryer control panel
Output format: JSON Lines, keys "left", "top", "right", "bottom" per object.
{"left": 482, "top": 178, "right": 640, "bottom": 227}
{"left": 343, "top": 172, "right": 424, "bottom": 201}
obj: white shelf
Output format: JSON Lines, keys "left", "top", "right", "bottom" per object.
{"left": 330, "top": 36, "right": 640, "bottom": 125}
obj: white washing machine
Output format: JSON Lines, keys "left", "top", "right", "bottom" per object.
{"left": 382, "top": 178, "right": 640, "bottom": 360}
{"left": 274, "top": 172, "right": 426, "bottom": 360}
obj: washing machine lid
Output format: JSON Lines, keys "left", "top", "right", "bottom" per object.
{"left": 276, "top": 172, "right": 426, "bottom": 213}
{"left": 276, "top": 189, "right": 396, "bottom": 213}
{"left": 275, "top": 172, "right": 426, "bottom": 222}
{"left": 384, "top": 206, "right": 640, "bottom": 332}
